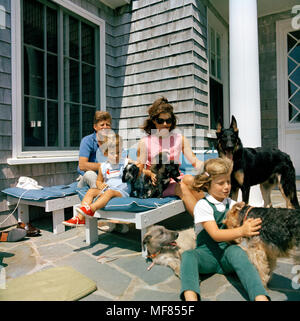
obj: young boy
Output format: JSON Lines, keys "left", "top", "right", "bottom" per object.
{"left": 65, "top": 134, "right": 131, "bottom": 233}
{"left": 76, "top": 134, "right": 131, "bottom": 217}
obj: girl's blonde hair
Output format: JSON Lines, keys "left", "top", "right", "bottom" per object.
{"left": 193, "top": 158, "right": 233, "bottom": 192}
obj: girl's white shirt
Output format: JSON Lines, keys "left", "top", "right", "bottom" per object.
{"left": 194, "top": 193, "right": 236, "bottom": 236}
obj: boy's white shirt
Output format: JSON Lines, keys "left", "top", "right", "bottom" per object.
{"left": 103, "top": 157, "right": 129, "bottom": 179}
{"left": 194, "top": 193, "right": 236, "bottom": 236}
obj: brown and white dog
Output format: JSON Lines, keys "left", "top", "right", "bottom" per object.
{"left": 142, "top": 225, "right": 196, "bottom": 277}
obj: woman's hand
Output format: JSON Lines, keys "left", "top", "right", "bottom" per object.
{"left": 142, "top": 168, "right": 157, "bottom": 185}
{"left": 150, "top": 172, "right": 157, "bottom": 185}
{"left": 241, "top": 218, "right": 262, "bottom": 237}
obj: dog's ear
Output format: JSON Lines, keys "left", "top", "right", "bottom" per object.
{"left": 216, "top": 118, "right": 223, "bottom": 134}
{"left": 235, "top": 201, "right": 245, "bottom": 211}
{"left": 230, "top": 116, "right": 238, "bottom": 133}
{"left": 133, "top": 164, "right": 140, "bottom": 176}
{"left": 142, "top": 234, "right": 152, "bottom": 245}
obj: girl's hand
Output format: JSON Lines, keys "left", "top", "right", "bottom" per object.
{"left": 241, "top": 218, "right": 262, "bottom": 237}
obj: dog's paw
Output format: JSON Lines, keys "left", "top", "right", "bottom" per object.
{"left": 174, "top": 267, "right": 180, "bottom": 278}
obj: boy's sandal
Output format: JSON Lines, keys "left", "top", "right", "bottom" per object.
{"left": 0, "top": 228, "right": 26, "bottom": 242}
{"left": 97, "top": 221, "right": 130, "bottom": 234}
{"left": 98, "top": 222, "right": 116, "bottom": 232}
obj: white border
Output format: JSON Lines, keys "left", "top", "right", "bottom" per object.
{"left": 9, "top": 0, "right": 106, "bottom": 165}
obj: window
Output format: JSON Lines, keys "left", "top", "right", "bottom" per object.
{"left": 287, "top": 30, "right": 300, "bottom": 124}
{"left": 208, "top": 26, "right": 223, "bottom": 130}
{"left": 22, "top": 0, "right": 99, "bottom": 151}
{"left": 209, "top": 27, "right": 222, "bottom": 80}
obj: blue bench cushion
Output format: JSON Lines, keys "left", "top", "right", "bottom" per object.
{"left": 125, "top": 148, "right": 218, "bottom": 175}
{"left": 76, "top": 186, "right": 178, "bottom": 212}
{"left": 103, "top": 196, "right": 179, "bottom": 212}
{"left": 2, "top": 182, "right": 78, "bottom": 202}
{"left": 179, "top": 150, "right": 218, "bottom": 175}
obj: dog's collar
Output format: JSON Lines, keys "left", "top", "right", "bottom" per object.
{"left": 147, "top": 251, "right": 160, "bottom": 259}
{"left": 242, "top": 206, "right": 254, "bottom": 223}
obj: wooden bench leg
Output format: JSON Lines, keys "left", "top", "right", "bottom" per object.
{"left": 18, "top": 204, "right": 29, "bottom": 223}
{"left": 85, "top": 217, "right": 98, "bottom": 245}
{"left": 141, "top": 227, "right": 147, "bottom": 258}
{"left": 52, "top": 209, "right": 65, "bottom": 234}
{"left": 73, "top": 204, "right": 79, "bottom": 217}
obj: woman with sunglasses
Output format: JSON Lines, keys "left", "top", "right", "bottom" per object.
{"left": 137, "top": 97, "right": 204, "bottom": 216}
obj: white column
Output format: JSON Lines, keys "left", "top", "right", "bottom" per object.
{"left": 229, "top": 0, "right": 263, "bottom": 206}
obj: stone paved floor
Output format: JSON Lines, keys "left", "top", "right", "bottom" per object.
{"left": 0, "top": 190, "right": 300, "bottom": 301}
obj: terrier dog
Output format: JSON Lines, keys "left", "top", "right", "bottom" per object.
{"left": 223, "top": 202, "right": 300, "bottom": 286}
{"left": 142, "top": 225, "right": 196, "bottom": 277}
{"left": 216, "top": 116, "right": 299, "bottom": 208}
{"left": 122, "top": 152, "right": 181, "bottom": 198}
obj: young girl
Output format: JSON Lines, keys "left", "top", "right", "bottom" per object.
{"left": 180, "top": 158, "right": 270, "bottom": 301}
{"left": 74, "top": 134, "right": 131, "bottom": 231}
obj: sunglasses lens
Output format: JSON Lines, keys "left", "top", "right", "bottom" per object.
{"left": 156, "top": 118, "right": 172, "bottom": 124}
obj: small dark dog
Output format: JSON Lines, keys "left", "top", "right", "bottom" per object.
{"left": 216, "top": 115, "right": 299, "bottom": 208}
{"left": 150, "top": 152, "right": 181, "bottom": 197}
{"left": 122, "top": 162, "right": 154, "bottom": 198}
{"left": 122, "top": 152, "right": 181, "bottom": 198}
{"left": 223, "top": 202, "right": 300, "bottom": 286}
{"left": 142, "top": 225, "right": 196, "bottom": 277}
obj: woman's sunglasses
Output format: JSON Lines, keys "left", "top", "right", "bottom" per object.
{"left": 155, "top": 117, "right": 173, "bottom": 124}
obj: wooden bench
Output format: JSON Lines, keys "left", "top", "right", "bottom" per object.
{"left": 7, "top": 194, "right": 80, "bottom": 234}
{"left": 74, "top": 199, "right": 186, "bottom": 257}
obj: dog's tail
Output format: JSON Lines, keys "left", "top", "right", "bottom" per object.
{"left": 277, "top": 156, "right": 299, "bottom": 209}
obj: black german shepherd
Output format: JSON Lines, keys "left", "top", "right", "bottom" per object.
{"left": 216, "top": 116, "right": 299, "bottom": 209}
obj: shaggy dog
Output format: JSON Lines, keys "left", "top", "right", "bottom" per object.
{"left": 142, "top": 225, "right": 196, "bottom": 277}
{"left": 216, "top": 115, "right": 299, "bottom": 209}
{"left": 122, "top": 152, "right": 181, "bottom": 198}
{"left": 122, "top": 162, "right": 153, "bottom": 198}
{"left": 223, "top": 202, "right": 300, "bottom": 286}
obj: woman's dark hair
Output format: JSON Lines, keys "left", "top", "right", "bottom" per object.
{"left": 141, "top": 97, "right": 177, "bottom": 135}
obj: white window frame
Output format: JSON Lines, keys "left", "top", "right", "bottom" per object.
{"left": 276, "top": 18, "right": 300, "bottom": 149}
{"left": 9, "top": 0, "right": 106, "bottom": 165}
{"left": 207, "top": 8, "right": 229, "bottom": 131}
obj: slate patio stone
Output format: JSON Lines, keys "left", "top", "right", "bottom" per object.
{"left": 114, "top": 255, "right": 174, "bottom": 286}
